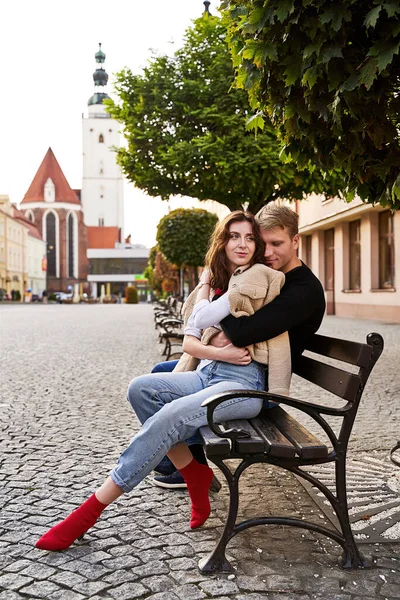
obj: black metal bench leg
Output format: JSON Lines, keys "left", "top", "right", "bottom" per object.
{"left": 198, "top": 459, "right": 239, "bottom": 574}
{"left": 335, "top": 456, "right": 371, "bottom": 569}
{"left": 161, "top": 338, "right": 169, "bottom": 356}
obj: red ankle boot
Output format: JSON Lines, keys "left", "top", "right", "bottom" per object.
{"left": 36, "top": 494, "right": 107, "bottom": 551}
{"left": 179, "top": 459, "right": 214, "bottom": 529}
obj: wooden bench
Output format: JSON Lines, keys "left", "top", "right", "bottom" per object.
{"left": 159, "top": 319, "right": 184, "bottom": 360}
{"left": 198, "top": 332, "right": 384, "bottom": 573}
{"left": 153, "top": 296, "right": 185, "bottom": 359}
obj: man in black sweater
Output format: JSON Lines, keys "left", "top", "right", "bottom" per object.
{"left": 153, "top": 204, "right": 326, "bottom": 488}
{"left": 218, "top": 204, "right": 325, "bottom": 367}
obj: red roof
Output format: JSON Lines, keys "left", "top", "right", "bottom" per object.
{"left": 12, "top": 206, "right": 44, "bottom": 241}
{"left": 87, "top": 226, "right": 120, "bottom": 249}
{"left": 21, "top": 147, "right": 80, "bottom": 205}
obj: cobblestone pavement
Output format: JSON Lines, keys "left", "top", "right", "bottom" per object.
{"left": 0, "top": 304, "right": 399, "bottom": 600}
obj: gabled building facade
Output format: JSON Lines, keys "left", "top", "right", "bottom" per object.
{"left": 20, "top": 148, "right": 89, "bottom": 293}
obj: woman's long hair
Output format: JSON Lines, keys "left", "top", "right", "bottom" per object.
{"left": 204, "top": 211, "right": 265, "bottom": 292}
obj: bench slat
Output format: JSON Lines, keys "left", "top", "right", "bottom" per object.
{"left": 222, "top": 419, "right": 265, "bottom": 454}
{"left": 250, "top": 415, "right": 296, "bottom": 459}
{"left": 294, "top": 356, "right": 361, "bottom": 401}
{"left": 267, "top": 406, "right": 328, "bottom": 459}
{"left": 199, "top": 425, "right": 231, "bottom": 456}
{"left": 304, "top": 334, "right": 372, "bottom": 367}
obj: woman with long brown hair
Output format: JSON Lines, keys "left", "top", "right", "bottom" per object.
{"left": 36, "top": 211, "right": 290, "bottom": 552}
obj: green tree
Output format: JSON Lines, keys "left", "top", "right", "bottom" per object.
{"left": 107, "top": 12, "right": 343, "bottom": 214}
{"left": 221, "top": 0, "right": 400, "bottom": 209}
{"left": 156, "top": 208, "right": 218, "bottom": 269}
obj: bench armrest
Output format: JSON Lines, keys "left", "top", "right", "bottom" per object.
{"left": 201, "top": 389, "right": 349, "bottom": 443}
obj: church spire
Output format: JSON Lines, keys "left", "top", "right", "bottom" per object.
{"left": 88, "top": 43, "right": 110, "bottom": 106}
{"left": 203, "top": 1, "right": 211, "bottom": 15}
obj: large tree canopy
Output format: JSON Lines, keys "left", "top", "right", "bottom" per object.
{"left": 221, "top": 0, "right": 400, "bottom": 209}
{"left": 107, "top": 12, "right": 343, "bottom": 214}
{"left": 156, "top": 208, "right": 218, "bottom": 268}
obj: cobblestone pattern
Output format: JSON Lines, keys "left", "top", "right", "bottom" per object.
{"left": 0, "top": 304, "right": 399, "bottom": 599}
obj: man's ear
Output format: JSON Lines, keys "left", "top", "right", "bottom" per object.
{"left": 292, "top": 234, "right": 300, "bottom": 250}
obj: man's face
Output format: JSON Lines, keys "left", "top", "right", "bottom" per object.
{"left": 261, "top": 227, "right": 300, "bottom": 274}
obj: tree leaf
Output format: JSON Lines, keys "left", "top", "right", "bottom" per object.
{"left": 303, "top": 40, "right": 323, "bottom": 59}
{"left": 340, "top": 74, "right": 359, "bottom": 91}
{"left": 320, "top": 46, "right": 344, "bottom": 64}
{"left": 246, "top": 112, "right": 265, "bottom": 131}
{"left": 368, "top": 40, "right": 400, "bottom": 72}
{"left": 383, "top": 2, "right": 400, "bottom": 18}
{"left": 276, "top": 0, "right": 295, "bottom": 23}
{"left": 364, "top": 5, "right": 382, "bottom": 28}
{"left": 284, "top": 62, "right": 302, "bottom": 85}
{"left": 392, "top": 172, "right": 400, "bottom": 200}
{"left": 358, "top": 57, "right": 379, "bottom": 88}
{"left": 320, "top": 6, "right": 351, "bottom": 31}
{"left": 302, "top": 65, "right": 319, "bottom": 89}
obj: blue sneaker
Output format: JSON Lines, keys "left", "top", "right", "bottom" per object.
{"left": 153, "top": 470, "right": 222, "bottom": 492}
{"left": 153, "top": 470, "right": 187, "bottom": 489}
{"left": 153, "top": 457, "right": 176, "bottom": 476}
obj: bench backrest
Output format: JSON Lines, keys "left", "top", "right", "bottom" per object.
{"left": 293, "top": 332, "right": 384, "bottom": 406}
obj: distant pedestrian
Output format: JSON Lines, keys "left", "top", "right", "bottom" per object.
{"left": 42, "top": 290, "right": 48, "bottom": 304}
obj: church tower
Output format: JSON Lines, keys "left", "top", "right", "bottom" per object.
{"left": 81, "top": 44, "right": 124, "bottom": 242}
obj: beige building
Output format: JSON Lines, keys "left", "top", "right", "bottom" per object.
{"left": 13, "top": 207, "right": 46, "bottom": 297}
{"left": 0, "top": 195, "right": 29, "bottom": 300}
{"left": 296, "top": 194, "right": 399, "bottom": 322}
{"left": 0, "top": 206, "right": 5, "bottom": 293}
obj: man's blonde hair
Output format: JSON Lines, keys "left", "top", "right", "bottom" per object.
{"left": 255, "top": 204, "right": 299, "bottom": 239}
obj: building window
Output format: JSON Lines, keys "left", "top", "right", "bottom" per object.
{"left": 99, "top": 134, "right": 104, "bottom": 143}
{"left": 98, "top": 217, "right": 104, "bottom": 226}
{"left": 349, "top": 220, "right": 361, "bottom": 290}
{"left": 89, "top": 257, "right": 149, "bottom": 275}
{"left": 324, "top": 228, "right": 335, "bottom": 291}
{"left": 304, "top": 235, "right": 312, "bottom": 269}
{"left": 46, "top": 212, "right": 56, "bottom": 277}
{"left": 379, "top": 211, "right": 395, "bottom": 288}
{"left": 68, "top": 214, "right": 74, "bottom": 278}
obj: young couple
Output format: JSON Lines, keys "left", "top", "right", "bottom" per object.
{"left": 36, "top": 203, "right": 325, "bottom": 552}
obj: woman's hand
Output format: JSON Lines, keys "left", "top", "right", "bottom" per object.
{"left": 218, "top": 343, "right": 252, "bottom": 365}
{"left": 199, "top": 269, "right": 211, "bottom": 286}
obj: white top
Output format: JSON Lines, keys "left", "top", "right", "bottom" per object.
{"left": 183, "top": 292, "right": 231, "bottom": 371}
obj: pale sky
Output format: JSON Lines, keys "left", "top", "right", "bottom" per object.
{"left": 0, "top": 0, "right": 221, "bottom": 248}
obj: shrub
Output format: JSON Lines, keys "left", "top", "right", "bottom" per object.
{"left": 125, "top": 286, "right": 139, "bottom": 304}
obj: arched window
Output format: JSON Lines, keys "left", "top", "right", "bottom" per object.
{"left": 67, "top": 214, "right": 74, "bottom": 278}
{"left": 99, "top": 133, "right": 104, "bottom": 143}
{"left": 46, "top": 212, "right": 56, "bottom": 277}
{"left": 25, "top": 210, "right": 34, "bottom": 222}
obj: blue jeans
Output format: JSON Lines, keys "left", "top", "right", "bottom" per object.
{"left": 110, "top": 360, "right": 265, "bottom": 492}
{"left": 151, "top": 359, "right": 200, "bottom": 448}
{"left": 151, "top": 360, "right": 179, "bottom": 373}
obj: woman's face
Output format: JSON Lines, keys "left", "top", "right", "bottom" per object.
{"left": 225, "top": 220, "right": 256, "bottom": 273}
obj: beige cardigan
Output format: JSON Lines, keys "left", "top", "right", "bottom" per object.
{"left": 174, "top": 263, "right": 292, "bottom": 396}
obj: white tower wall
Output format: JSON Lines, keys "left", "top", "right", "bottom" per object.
{"left": 81, "top": 102, "right": 124, "bottom": 237}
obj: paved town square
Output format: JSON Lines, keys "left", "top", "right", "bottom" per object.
{"left": 0, "top": 304, "right": 399, "bottom": 599}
